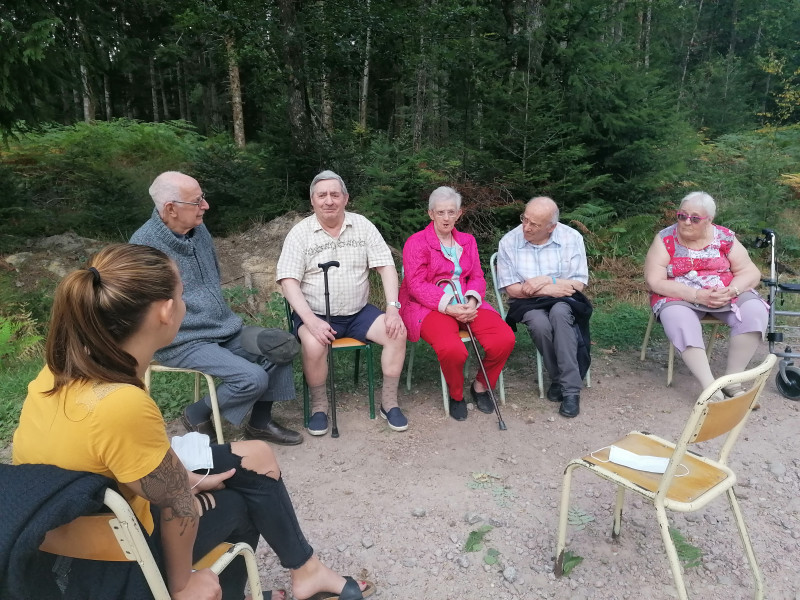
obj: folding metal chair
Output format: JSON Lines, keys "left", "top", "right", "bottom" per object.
{"left": 554, "top": 353, "right": 775, "bottom": 600}
{"left": 40, "top": 486, "right": 262, "bottom": 599}
{"left": 144, "top": 363, "right": 225, "bottom": 443}
{"left": 489, "top": 252, "right": 590, "bottom": 398}
{"left": 640, "top": 311, "right": 723, "bottom": 386}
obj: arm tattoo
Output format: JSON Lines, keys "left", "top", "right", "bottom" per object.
{"left": 140, "top": 450, "right": 198, "bottom": 535}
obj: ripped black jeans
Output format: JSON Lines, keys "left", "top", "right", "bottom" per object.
{"left": 152, "top": 443, "right": 314, "bottom": 598}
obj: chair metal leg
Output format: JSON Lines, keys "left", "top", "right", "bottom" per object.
{"left": 406, "top": 343, "right": 416, "bottom": 392}
{"left": 498, "top": 370, "right": 506, "bottom": 405}
{"left": 366, "top": 345, "right": 375, "bottom": 419}
{"left": 612, "top": 486, "right": 625, "bottom": 538}
{"left": 554, "top": 463, "right": 578, "bottom": 577}
{"left": 353, "top": 348, "right": 361, "bottom": 385}
{"left": 302, "top": 377, "right": 310, "bottom": 427}
{"left": 537, "top": 350, "right": 545, "bottom": 399}
{"left": 668, "top": 343, "right": 675, "bottom": 387}
{"left": 585, "top": 367, "right": 591, "bottom": 388}
{"left": 641, "top": 312, "right": 656, "bottom": 361}
{"left": 655, "top": 504, "right": 689, "bottom": 600}
{"left": 200, "top": 372, "right": 225, "bottom": 444}
{"left": 440, "top": 368, "right": 449, "bottom": 414}
{"left": 727, "top": 488, "right": 764, "bottom": 599}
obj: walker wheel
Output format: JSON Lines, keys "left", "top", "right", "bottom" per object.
{"left": 775, "top": 366, "right": 800, "bottom": 400}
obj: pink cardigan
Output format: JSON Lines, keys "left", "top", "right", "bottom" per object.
{"left": 399, "top": 222, "right": 497, "bottom": 342}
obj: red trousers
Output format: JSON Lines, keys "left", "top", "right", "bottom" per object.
{"left": 420, "top": 308, "right": 516, "bottom": 401}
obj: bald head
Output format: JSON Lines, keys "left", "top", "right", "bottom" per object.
{"left": 525, "top": 197, "right": 559, "bottom": 225}
{"left": 149, "top": 171, "right": 208, "bottom": 235}
{"left": 521, "top": 196, "right": 560, "bottom": 245}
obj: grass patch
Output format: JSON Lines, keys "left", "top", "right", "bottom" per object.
{"left": 0, "top": 356, "right": 45, "bottom": 443}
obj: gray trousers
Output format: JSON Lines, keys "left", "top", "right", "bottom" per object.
{"left": 164, "top": 333, "right": 296, "bottom": 426}
{"left": 520, "top": 303, "right": 582, "bottom": 395}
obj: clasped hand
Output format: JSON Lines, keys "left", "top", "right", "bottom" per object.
{"left": 446, "top": 301, "right": 478, "bottom": 323}
{"left": 697, "top": 286, "right": 735, "bottom": 308}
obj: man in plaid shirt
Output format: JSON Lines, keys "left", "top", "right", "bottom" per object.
{"left": 496, "top": 196, "right": 590, "bottom": 418}
{"left": 277, "top": 171, "right": 409, "bottom": 435}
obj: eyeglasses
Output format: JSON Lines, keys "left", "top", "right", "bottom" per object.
{"left": 520, "top": 215, "right": 547, "bottom": 229}
{"left": 172, "top": 193, "right": 207, "bottom": 208}
{"left": 676, "top": 211, "right": 708, "bottom": 224}
{"left": 434, "top": 209, "right": 458, "bottom": 218}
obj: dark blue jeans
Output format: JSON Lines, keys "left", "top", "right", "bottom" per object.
{"left": 153, "top": 444, "right": 314, "bottom": 599}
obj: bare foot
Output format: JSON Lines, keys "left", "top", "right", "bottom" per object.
{"left": 290, "top": 556, "right": 369, "bottom": 600}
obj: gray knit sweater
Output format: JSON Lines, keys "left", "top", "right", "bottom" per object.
{"left": 130, "top": 209, "right": 242, "bottom": 362}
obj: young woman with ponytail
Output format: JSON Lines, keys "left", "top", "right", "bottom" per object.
{"left": 13, "top": 244, "right": 375, "bottom": 600}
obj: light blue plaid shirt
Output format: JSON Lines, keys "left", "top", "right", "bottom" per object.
{"left": 496, "top": 223, "right": 589, "bottom": 290}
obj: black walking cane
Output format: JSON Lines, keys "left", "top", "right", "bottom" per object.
{"left": 437, "top": 278, "right": 507, "bottom": 431}
{"left": 319, "top": 261, "right": 341, "bottom": 437}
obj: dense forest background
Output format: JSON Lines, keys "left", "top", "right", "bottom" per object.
{"left": 1, "top": 0, "right": 799, "bottom": 253}
{"left": 1, "top": 0, "right": 800, "bottom": 438}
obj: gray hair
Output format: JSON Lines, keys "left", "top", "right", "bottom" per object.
{"left": 428, "top": 186, "right": 462, "bottom": 210}
{"left": 310, "top": 170, "right": 348, "bottom": 198}
{"left": 149, "top": 171, "right": 185, "bottom": 215}
{"left": 680, "top": 191, "right": 716, "bottom": 220}
{"left": 526, "top": 196, "right": 559, "bottom": 225}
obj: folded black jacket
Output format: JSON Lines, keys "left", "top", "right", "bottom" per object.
{"left": 505, "top": 290, "right": 593, "bottom": 379}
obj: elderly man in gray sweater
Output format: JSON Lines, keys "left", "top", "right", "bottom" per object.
{"left": 130, "top": 171, "right": 303, "bottom": 445}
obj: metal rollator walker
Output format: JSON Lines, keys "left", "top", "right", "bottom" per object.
{"left": 754, "top": 228, "right": 800, "bottom": 398}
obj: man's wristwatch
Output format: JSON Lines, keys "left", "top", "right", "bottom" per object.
{"left": 387, "top": 301, "right": 401, "bottom": 309}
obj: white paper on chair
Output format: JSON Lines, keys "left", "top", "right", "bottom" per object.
{"left": 608, "top": 445, "right": 670, "bottom": 473}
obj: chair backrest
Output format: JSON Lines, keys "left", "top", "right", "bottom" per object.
{"left": 40, "top": 487, "right": 172, "bottom": 598}
{"left": 656, "top": 354, "right": 776, "bottom": 500}
{"left": 489, "top": 252, "right": 508, "bottom": 320}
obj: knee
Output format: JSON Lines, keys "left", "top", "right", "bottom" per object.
{"left": 436, "top": 338, "right": 469, "bottom": 363}
{"left": 549, "top": 304, "right": 574, "bottom": 326}
{"left": 228, "top": 368, "right": 270, "bottom": 397}
{"left": 232, "top": 440, "right": 281, "bottom": 480}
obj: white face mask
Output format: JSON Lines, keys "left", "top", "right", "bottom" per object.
{"left": 171, "top": 432, "right": 214, "bottom": 471}
{"left": 591, "top": 445, "right": 689, "bottom": 476}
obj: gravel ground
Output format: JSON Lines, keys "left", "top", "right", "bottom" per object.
{"left": 250, "top": 343, "right": 800, "bottom": 600}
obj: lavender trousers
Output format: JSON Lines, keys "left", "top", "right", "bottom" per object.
{"left": 658, "top": 298, "right": 768, "bottom": 353}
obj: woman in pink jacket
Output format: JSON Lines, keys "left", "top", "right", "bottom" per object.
{"left": 399, "top": 187, "right": 515, "bottom": 421}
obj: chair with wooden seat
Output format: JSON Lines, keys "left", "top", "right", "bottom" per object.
{"left": 489, "top": 252, "right": 590, "bottom": 399}
{"left": 283, "top": 299, "right": 375, "bottom": 426}
{"left": 640, "top": 311, "right": 723, "bottom": 386}
{"left": 144, "top": 363, "right": 225, "bottom": 443}
{"left": 40, "top": 486, "right": 262, "bottom": 599}
{"left": 554, "top": 353, "right": 775, "bottom": 600}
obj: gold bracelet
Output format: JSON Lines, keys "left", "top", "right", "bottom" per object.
{"left": 693, "top": 289, "right": 699, "bottom": 306}
{"left": 733, "top": 286, "right": 741, "bottom": 296}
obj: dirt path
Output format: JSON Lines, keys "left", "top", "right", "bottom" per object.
{"left": 255, "top": 344, "right": 800, "bottom": 600}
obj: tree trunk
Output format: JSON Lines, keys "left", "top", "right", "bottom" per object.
{"left": 677, "top": 0, "right": 704, "bottom": 112}
{"left": 159, "top": 68, "right": 170, "bottom": 121}
{"left": 226, "top": 36, "right": 246, "bottom": 148}
{"left": 321, "top": 71, "right": 333, "bottom": 133}
{"left": 125, "top": 72, "right": 135, "bottom": 119}
{"left": 80, "top": 62, "right": 93, "bottom": 122}
{"left": 150, "top": 56, "right": 160, "bottom": 122}
{"left": 277, "top": 0, "right": 315, "bottom": 154}
{"left": 103, "top": 74, "right": 112, "bottom": 121}
{"left": 413, "top": 32, "right": 427, "bottom": 152}
{"left": 358, "top": 0, "right": 372, "bottom": 131}
{"left": 176, "top": 65, "right": 187, "bottom": 121}
{"left": 643, "top": 0, "right": 652, "bottom": 69}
